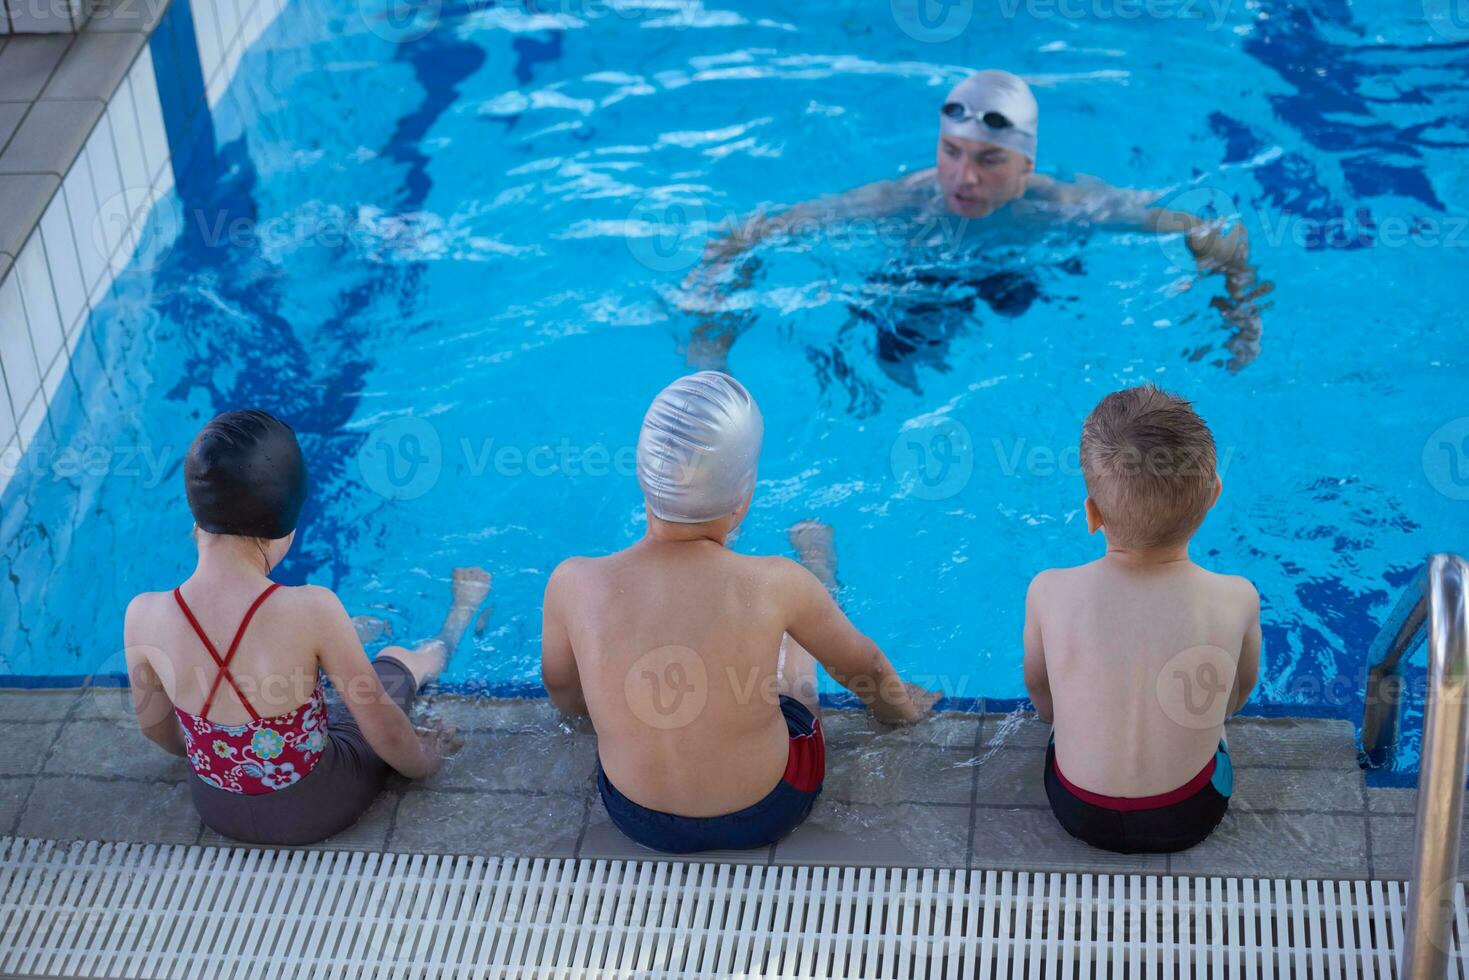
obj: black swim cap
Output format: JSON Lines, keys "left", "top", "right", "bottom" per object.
{"left": 185, "top": 409, "right": 308, "bottom": 539}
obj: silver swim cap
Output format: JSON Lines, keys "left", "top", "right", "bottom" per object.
{"left": 939, "top": 70, "right": 1039, "bottom": 162}
{"left": 637, "top": 371, "right": 764, "bottom": 524}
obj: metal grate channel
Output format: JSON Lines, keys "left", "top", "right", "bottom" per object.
{"left": 1, "top": 836, "right": 1464, "bottom": 978}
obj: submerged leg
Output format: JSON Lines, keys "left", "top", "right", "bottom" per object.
{"left": 381, "top": 566, "right": 493, "bottom": 688}
{"left": 779, "top": 519, "right": 842, "bottom": 715}
{"left": 788, "top": 518, "right": 839, "bottom": 593}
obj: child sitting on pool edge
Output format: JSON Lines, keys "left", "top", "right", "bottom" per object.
{"left": 1023, "top": 384, "right": 1261, "bottom": 854}
{"left": 124, "top": 410, "right": 488, "bottom": 845}
{"left": 541, "top": 371, "right": 936, "bottom": 854}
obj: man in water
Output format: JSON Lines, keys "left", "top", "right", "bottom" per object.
{"left": 685, "top": 69, "right": 1269, "bottom": 373}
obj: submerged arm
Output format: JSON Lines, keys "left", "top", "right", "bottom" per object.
{"left": 699, "top": 174, "right": 922, "bottom": 266}
{"left": 1034, "top": 174, "right": 1270, "bottom": 369}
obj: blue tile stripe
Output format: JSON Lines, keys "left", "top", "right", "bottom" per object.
{"left": 148, "top": 0, "right": 218, "bottom": 202}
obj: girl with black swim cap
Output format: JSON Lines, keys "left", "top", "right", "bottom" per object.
{"left": 123, "top": 409, "right": 492, "bottom": 845}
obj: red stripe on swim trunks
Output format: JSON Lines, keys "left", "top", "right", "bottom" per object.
{"left": 782, "top": 718, "right": 825, "bottom": 794}
{"left": 1053, "top": 754, "right": 1216, "bottom": 812}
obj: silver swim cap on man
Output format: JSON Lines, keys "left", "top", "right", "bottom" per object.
{"left": 939, "top": 70, "right": 1039, "bottom": 162}
{"left": 637, "top": 371, "right": 764, "bottom": 524}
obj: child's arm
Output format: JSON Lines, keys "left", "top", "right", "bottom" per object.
{"left": 1023, "top": 575, "right": 1054, "bottom": 722}
{"left": 123, "top": 598, "right": 188, "bottom": 757}
{"left": 1228, "top": 583, "right": 1262, "bottom": 716}
{"left": 779, "top": 559, "right": 933, "bottom": 726}
{"left": 541, "top": 561, "right": 589, "bottom": 719}
{"left": 311, "top": 587, "right": 442, "bottom": 779}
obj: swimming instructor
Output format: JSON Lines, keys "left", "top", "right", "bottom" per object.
{"left": 686, "top": 70, "right": 1269, "bottom": 370}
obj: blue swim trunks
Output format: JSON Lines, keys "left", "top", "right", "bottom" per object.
{"left": 597, "top": 695, "right": 825, "bottom": 854}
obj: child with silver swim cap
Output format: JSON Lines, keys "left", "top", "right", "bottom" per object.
{"left": 636, "top": 371, "right": 765, "bottom": 524}
{"left": 542, "top": 371, "right": 936, "bottom": 854}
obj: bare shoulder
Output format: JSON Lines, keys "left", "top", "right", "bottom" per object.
{"left": 544, "top": 554, "right": 608, "bottom": 610}
{"left": 547, "top": 554, "right": 599, "bottom": 590}
{"left": 1192, "top": 566, "right": 1260, "bottom": 610}
{"left": 1027, "top": 561, "right": 1090, "bottom": 598}
{"left": 285, "top": 583, "right": 348, "bottom": 617}
{"left": 730, "top": 553, "right": 817, "bottom": 600}
{"left": 272, "top": 585, "right": 353, "bottom": 645}
{"left": 1025, "top": 172, "right": 1059, "bottom": 196}
{"left": 123, "top": 590, "right": 170, "bottom": 642}
{"left": 125, "top": 589, "right": 168, "bottom": 619}
{"left": 900, "top": 167, "right": 937, "bottom": 188}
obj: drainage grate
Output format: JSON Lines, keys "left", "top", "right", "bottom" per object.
{"left": 0, "top": 836, "right": 1462, "bottom": 978}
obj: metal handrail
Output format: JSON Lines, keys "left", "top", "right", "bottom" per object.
{"left": 1359, "top": 554, "right": 1469, "bottom": 978}
{"left": 1361, "top": 564, "right": 1431, "bottom": 767}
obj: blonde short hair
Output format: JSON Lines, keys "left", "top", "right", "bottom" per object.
{"left": 1081, "top": 384, "right": 1217, "bottom": 548}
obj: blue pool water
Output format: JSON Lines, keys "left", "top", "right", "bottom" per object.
{"left": 2, "top": 1, "right": 1465, "bottom": 778}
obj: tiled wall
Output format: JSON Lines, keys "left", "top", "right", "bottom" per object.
{"left": 0, "top": 0, "right": 288, "bottom": 494}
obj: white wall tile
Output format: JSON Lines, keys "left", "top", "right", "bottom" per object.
{"left": 217, "top": 0, "right": 244, "bottom": 53}
{"left": 38, "top": 185, "right": 86, "bottom": 338}
{"left": 152, "top": 148, "right": 175, "bottom": 201}
{"left": 129, "top": 48, "right": 169, "bottom": 185}
{"left": 64, "top": 147, "right": 105, "bottom": 297}
{"left": 110, "top": 77, "right": 150, "bottom": 196}
{"left": 39, "top": 343, "right": 67, "bottom": 406}
{"left": 0, "top": 278, "right": 38, "bottom": 431}
{"left": 84, "top": 113, "right": 129, "bottom": 265}
{"left": 14, "top": 232, "right": 63, "bottom": 375}
{"left": 193, "top": 0, "right": 222, "bottom": 88}
{"left": 0, "top": 443, "right": 17, "bottom": 498}
{"left": 0, "top": 387, "right": 15, "bottom": 453}
{"left": 245, "top": 0, "right": 270, "bottom": 49}
{"left": 16, "top": 383, "right": 46, "bottom": 451}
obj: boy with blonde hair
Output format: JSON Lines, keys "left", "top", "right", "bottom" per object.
{"left": 1024, "top": 384, "right": 1261, "bottom": 853}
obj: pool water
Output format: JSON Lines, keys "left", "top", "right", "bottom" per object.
{"left": 2, "top": 1, "right": 1465, "bottom": 778}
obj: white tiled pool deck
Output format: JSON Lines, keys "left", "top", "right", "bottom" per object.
{"left": 0, "top": 687, "right": 1433, "bottom": 881}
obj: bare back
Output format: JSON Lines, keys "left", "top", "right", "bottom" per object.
{"left": 126, "top": 584, "right": 325, "bottom": 723}
{"left": 1031, "top": 559, "right": 1259, "bottom": 797}
{"left": 549, "top": 541, "right": 798, "bottom": 817}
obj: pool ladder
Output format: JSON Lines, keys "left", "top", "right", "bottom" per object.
{"left": 1361, "top": 553, "right": 1469, "bottom": 979}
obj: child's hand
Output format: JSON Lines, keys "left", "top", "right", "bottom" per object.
{"left": 869, "top": 682, "right": 942, "bottom": 732}
{"left": 412, "top": 724, "right": 463, "bottom": 777}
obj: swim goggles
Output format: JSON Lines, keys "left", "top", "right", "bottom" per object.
{"left": 940, "top": 102, "right": 1014, "bottom": 131}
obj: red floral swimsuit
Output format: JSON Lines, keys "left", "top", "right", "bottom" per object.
{"left": 173, "top": 584, "right": 328, "bottom": 796}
